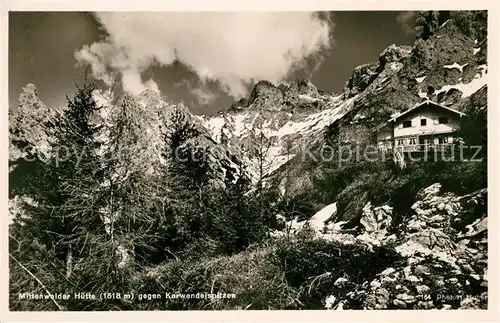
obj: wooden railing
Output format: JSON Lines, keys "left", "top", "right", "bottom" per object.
{"left": 380, "top": 143, "right": 454, "bottom": 152}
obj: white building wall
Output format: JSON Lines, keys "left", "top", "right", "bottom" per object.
{"left": 393, "top": 107, "right": 461, "bottom": 138}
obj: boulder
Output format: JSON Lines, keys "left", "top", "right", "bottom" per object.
{"left": 395, "top": 229, "right": 458, "bottom": 265}
{"left": 309, "top": 202, "right": 338, "bottom": 233}
{"left": 457, "top": 216, "right": 487, "bottom": 239}
{"left": 374, "top": 205, "right": 393, "bottom": 230}
{"left": 396, "top": 293, "right": 416, "bottom": 304}
{"left": 416, "top": 183, "right": 442, "bottom": 200}
{"left": 334, "top": 277, "right": 349, "bottom": 287}
{"left": 379, "top": 267, "right": 396, "bottom": 276}
{"left": 324, "top": 295, "right": 337, "bottom": 309}
{"left": 393, "top": 299, "right": 407, "bottom": 307}
{"left": 416, "top": 285, "right": 431, "bottom": 294}
{"left": 360, "top": 202, "right": 378, "bottom": 233}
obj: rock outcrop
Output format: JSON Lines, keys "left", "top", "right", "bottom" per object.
{"left": 9, "top": 83, "right": 58, "bottom": 167}
{"left": 279, "top": 182, "right": 488, "bottom": 310}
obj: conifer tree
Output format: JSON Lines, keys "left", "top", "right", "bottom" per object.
{"left": 10, "top": 82, "right": 111, "bottom": 305}
{"left": 101, "top": 93, "right": 166, "bottom": 266}
{"left": 49, "top": 82, "right": 106, "bottom": 277}
{"left": 151, "top": 105, "right": 212, "bottom": 257}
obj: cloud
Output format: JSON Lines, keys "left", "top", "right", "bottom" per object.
{"left": 173, "top": 79, "right": 217, "bottom": 106}
{"left": 75, "top": 12, "right": 333, "bottom": 100}
{"left": 144, "top": 78, "right": 160, "bottom": 94}
{"left": 396, "top": 11, "right": 417, "bottom": 35}
{"left": 190, "top": 87, "right": 217, "bottom": 106}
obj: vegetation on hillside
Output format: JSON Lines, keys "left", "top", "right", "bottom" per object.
{"left": 9, "top": 79, "right": 487, "bottom": 311}
{"left": 9, "top": 10, "right": 488, "bottom": 311}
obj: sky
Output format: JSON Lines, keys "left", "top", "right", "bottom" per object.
{"left": 9, "top": 11, "right": 417, "bottom": 115}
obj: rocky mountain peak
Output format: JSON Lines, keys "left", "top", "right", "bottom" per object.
{"left": 228, "top": 78, "right": 332, "bottom": 114}
{"left": 287, "top": 79, "right": 320, "bottom": 97}
{"left": 343, "top": 62, "right": 379, "bottom": 98}
{"left": 9, "top": 83, "right": 58, "bottom": 163}
{"left": 137, "top": 88, "right": 163, "bottom": 108}
{"left": 245, "top": 80, "right": 284, "bottom": 111}
{"left": 379, "top": 44, "right": 412, "bottom": 67}
{"left": 17, "top": 83, "right": 43, "bottom": 110}
{"left": 20, "top": 82, "right": 38, "bottom": 95}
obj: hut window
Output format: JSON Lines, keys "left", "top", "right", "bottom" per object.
{"left": 438, "top": 117, "right": 449, "bottom": 124}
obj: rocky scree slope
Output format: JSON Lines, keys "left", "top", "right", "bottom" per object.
{"left": 268, "top": 11, "right": 488, "bottom": 310}
{"left": 276, "top": 182, "right": 487, "bottom": 309}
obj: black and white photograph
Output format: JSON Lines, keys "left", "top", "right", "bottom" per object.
{"left": 5, "top": 7, "right": 492, "bottom": 315}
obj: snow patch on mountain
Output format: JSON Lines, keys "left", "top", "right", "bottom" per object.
{"left": 415, "top": 76, "right": 426, "bottom": 83}
{"left": 310, "top": 202, "right": 338, "bottom": 232}
{"left": 418, "top": 90, "right": 429, "bottom": 99}
{"left": 200, "top": 116, "right": 226, "bottom": 143}
{"left": 298, "top": 94, "right": 319, "bottom": 102}
{"left": 443, "top": 62, "right": 468, "bottom": 73}
{"left": 389, "top": 62, "right": 403, "bottom": 72}
{"left": 435, "top": 65, "right": 488, "bottom": 98}
{"left": 198, "top": 94, "right": 356, "bottom": 183}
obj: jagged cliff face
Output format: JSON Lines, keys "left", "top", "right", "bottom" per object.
{"left": 9, "top": 11, "right": 487, "bottom": 189}
{"left": 335, "top": 11, "right": 487, "bottom": 139}
{"left": 266, "top": 11, "right": 487, "bottom": 197}
{"left": 91, "top": 88, "right": 243, "bottom": 182}
{"left": 9, "top": 83, "right": 58, "bottom": 167}
{"left": 194, "top": 12, "right": 487, "bottom": 188}
{"left": 196, "top": 80, "right": 356, "bottom": 182}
